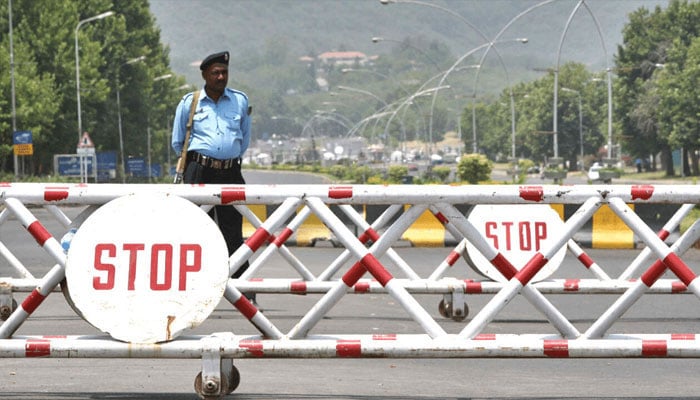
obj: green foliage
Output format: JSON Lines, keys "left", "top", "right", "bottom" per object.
{"left": 431, "top": 165, "right": 451, "bottom": 183}
{"left": 457, "top": 154, "right": 492, "bottom": 184}
{"left": 386, "top": 165, "right": 408, "bottom": 183}
{"left": 0, "top": 0, "right": 184, "bottom": 176}
{"left": 615, "top": 0, "right": 700, "bottom": 175}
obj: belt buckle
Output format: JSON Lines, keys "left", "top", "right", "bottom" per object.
{"left": 211, "top": 159, "right": 222, "bottom": 169}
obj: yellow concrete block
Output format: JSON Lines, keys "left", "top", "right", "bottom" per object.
{"left": 592, "top": 204, "right": 635, "bottom": 249}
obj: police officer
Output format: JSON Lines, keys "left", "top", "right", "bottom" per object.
{"left": 171, "top": 51, "right": 257, "bottom": 305}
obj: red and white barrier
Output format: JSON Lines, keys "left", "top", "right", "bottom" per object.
{"left": 0, "top": 182, "right": 699, "bottom": 397}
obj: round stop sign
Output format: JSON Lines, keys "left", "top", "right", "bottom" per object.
{"left": 64, "top": 193, "right": 229, "bottom": 343}
{"left": 464, "top": 204, "right": 566, "bottom": 283}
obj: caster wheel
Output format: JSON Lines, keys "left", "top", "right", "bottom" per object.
{"left": 438, "top": 299, "right": 450, "bottom": 318}
{"left": 226, "top": 365, "right": 240, "bottom": 394}
{"left": 451, "top": 303, "right": 469, "bottom": 321}
{"left": 438, "top": 299, "right": 468, "bottom": 321}
{"left": 0, "top": 299, "right": 17, "bottom": 321}
{"left": 194, "top": 371, "right": 229, "bottom": 400}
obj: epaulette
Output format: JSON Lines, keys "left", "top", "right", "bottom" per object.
{"left": 227, "top": 88, "right": 249, "bottom": 101}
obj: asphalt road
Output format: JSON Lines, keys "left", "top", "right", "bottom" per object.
{"left": 1, "top": 181, "right": 700, "bottom": 399}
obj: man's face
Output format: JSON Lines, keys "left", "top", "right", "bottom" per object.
{"left": 203, "top": 63, "right": 228, "bottom": 93}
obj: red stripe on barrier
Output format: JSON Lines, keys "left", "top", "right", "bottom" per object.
{"left": 445, "top": 250, "right": 460, "bottom": 266}
{"left": 663, "top": 252, "right": 696, "bottom": 286}
{"left": 361, "top": 253, "right": 393, "bottom": 287}
{"left": 0, "top": 182, "right": 11, "bottom": 187}
{"left": 239, "top": 340, "right": 264, "bottom": 357}
{"left": 631, "top": 185, "right": 654, "bottom": 200}
{"left": 564, "top": 279, "right": 580, "bottom": 291}
{"left": 464, "top": 280, "right": 482, "bottom": 294}
{"left": 515, "top": 253, "right": 547, "bottom": 286}
{"left": 220, "top": 187, "right": 246, "bottom": 204}
{"left": 358, "top": 228, "right": 381, "bottom": 244}
{"left": 658, "top": 229, "right": 670, "bottom": 241}
{"left": 544, "top": 339, "right": 569, "bottom": 357}
{"left": 518, "top": 186, "right": 544, "bottom": 202}
{"left": 273, "top": 228, "right": 293, "bottom": 247}
{"left": 372, "top": 334, "right": 397, "bottom": 341}
{"left": 642, "top": 340, "right": 667, "bottom": 357}
{"left": 354, "top": 282, "right": 370, "bottom": 293}
{"left": 329, "top": 186, "right": 353, "bottom": 199}
{"left": 234, "top": 296, "right": 258, "bottom": 320}
{"left": 27, "top": 221, "right": 51, "bottom": 247}
{"left": 43, "top": 187, "right": 69, "bottom": 202}
{"left": 474, "top": 334, "right": 496, "bottom": 340}
{"left": 641, "top": 260, "right": 666, "bottom": 287}
{"left": 671, "top": 333, "right": 696, "bottom": 340}
{"left": 336, "top": 340, "right": 362, "bottom": 357}
{"left": 672, "top": 281, "right": 687, "bottom": 293}
{"left": 21, "top": 289, "right": 46, "bottom": 314}
{"left": 577, "top": 252, "right": 594, "bottom": 269}
{"left": 245, "top": 228, "right": 270, "bottom": 252}
{"left": 342, "top": 262, "right": 366, "bottom": 287}
{"left": 433, "top": 211, "right": 448, "bottom": 225}
{"left": 290, "top": 281, "right": 307, "bottom": 294}
{"left": 491, "top": 253, "right": 517, "bottom": 279}
{"left": 25, "top": 339, "right": 50, "bottom": 357}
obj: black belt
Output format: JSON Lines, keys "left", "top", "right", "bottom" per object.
{"left": 187, "top": 151, "right": 240, "bottom": 170}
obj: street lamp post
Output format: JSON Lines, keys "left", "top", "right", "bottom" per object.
{"left": 75, "top": 11, "right": 115, "bottom": 183}
{"left": 561, "top": 87, "right": 583, "bottom": 169}
{"left": 116, "top": 56, "right": 146, "bottom": 183}
{"left": 75, "top": 11, "right": 115, "bottom": 142}
{"left": 553, "top": 0, "right": 612, "bottom": 162}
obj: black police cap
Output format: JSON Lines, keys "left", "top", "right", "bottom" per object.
{"left": 199, "top": 51, "right": 229, "bottom": 71}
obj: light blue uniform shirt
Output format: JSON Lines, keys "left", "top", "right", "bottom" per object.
{"left": 171, "top": 87, "right": 251, "bottom": 160}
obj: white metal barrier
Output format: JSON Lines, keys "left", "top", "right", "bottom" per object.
{"left": 0, "top": 183, "right": 699, "bottom": 398}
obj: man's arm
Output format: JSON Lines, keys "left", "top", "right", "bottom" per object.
{"left": 240, "top": 102, "right": 252, "bottom": 156}
{"left": 171, "top": 96, "right": 190, "bottom": 155}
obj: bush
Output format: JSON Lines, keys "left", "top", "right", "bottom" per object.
{"left": 457, "top": 154, "right": 493, "bottom": 184}
{"left": 431, "top": 166, "right": 452, "bottom": 183}
{"left": 387, "top": 165, "right": 408, "bottom": 183}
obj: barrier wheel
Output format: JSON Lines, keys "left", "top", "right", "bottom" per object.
{"left": 438, "top": 299, "right": 469, "bottom": 321}
{"left": 194, "top": 371, "right": 230, "bottom": 400}
{"left": 0, "top": 299, "right": 17, "bottom": 321}
{"left": 451, "top": 303, "right": 469, "bottom": 322}
{"left": 438, "top": 299, "right": 450, "bottom": 318}
{"left": 227, "top": 365, "right": 240, "bottom": 394}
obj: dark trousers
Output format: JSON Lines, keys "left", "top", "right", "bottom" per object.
{"left": 183, "top": 160, "right": 249, "bottom": 278}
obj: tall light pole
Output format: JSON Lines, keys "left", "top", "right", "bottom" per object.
{"left": 8, "top": 0, "right": 18, "bottom": 177}
{"left": 116, "top": 56, "right": 146, "bottom": 183}
{"left": 553, "top": 0, "right": 612, "bottom": 162}
{"left": 561, "top": 87, "right": 583, "bottom": 169}
{"left": 75, "top": 11, "right": 115, "bottom": 142}
{"left": 380, "top": 0, "right": 538, "bottom": 156}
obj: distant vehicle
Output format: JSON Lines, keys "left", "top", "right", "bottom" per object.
{"left": 587, "top": 162, "right": 602, "bottom": 181}
{"left": 430, "top": 154, "right": 443, "bottom": 165}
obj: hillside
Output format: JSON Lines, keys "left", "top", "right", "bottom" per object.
{"left": 149, "top": 0, "right": 668, "bottom": 87}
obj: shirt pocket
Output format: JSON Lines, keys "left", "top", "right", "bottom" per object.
{"left": 225, "top": 113, "right": 242, "bottom": 138}
{"left": 192, "top": 111, "right": 210, "bottom": 132}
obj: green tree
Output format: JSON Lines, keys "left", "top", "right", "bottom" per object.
{"left": 457, "top": 153, "right": 492, "bottom": 184}
{"left": 0, "top": 0, "right": 181, "bottom": 177}
{"left": 615, "top": 0, "right": 700, "bottom": 176}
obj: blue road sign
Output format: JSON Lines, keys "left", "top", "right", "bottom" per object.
{"left": 126, "top": 158, "right": 147, "bottom": 177}
{"left": 55, "top": 155, "right": 95, "bottom": 176}
{"left": 13, "top": 131, "right": 32, "bottom": 145}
